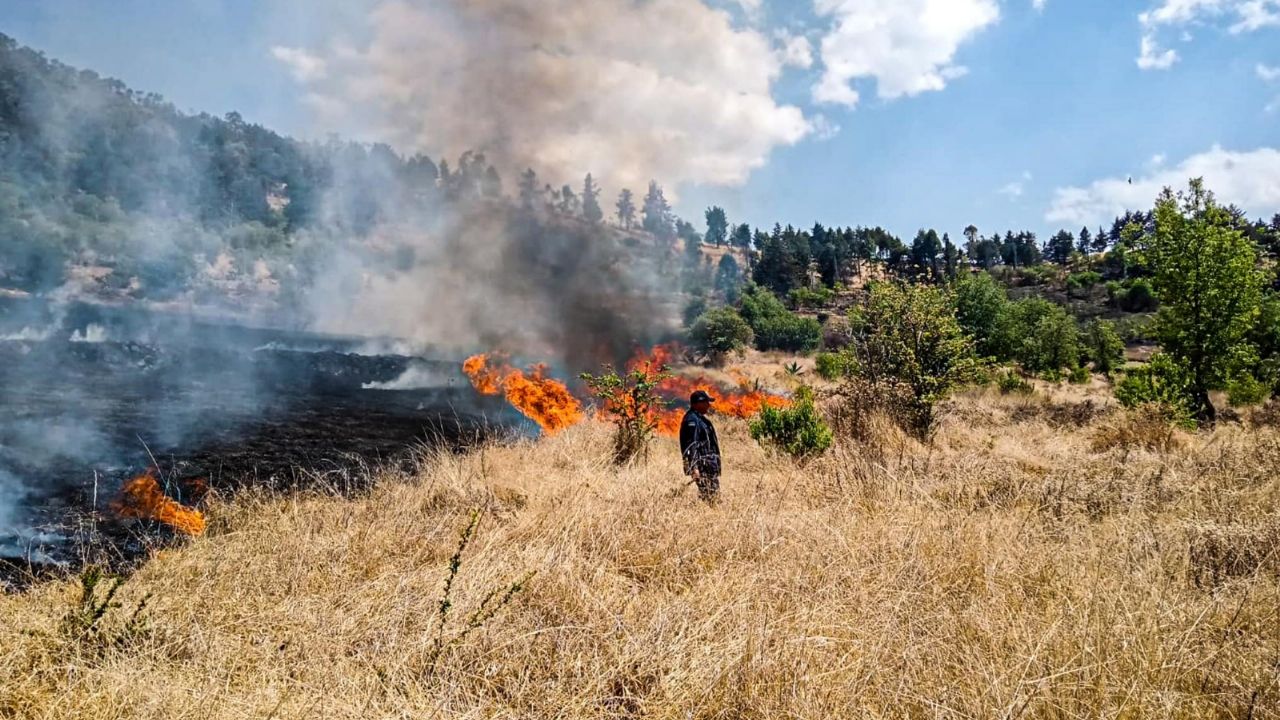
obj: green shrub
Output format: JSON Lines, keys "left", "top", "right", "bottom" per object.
{"left": 688, "top": 307, "right": 753, "bottom": 362}
{"left": 815, "top": 351, "right": 855, "bottom": 381}
{"left": 1068, "top": 366, "right": 1091, "bottom": 385}
{"left": 749, "top": 386, "right": 833, "bottom": 460}
{"left": 1109, "top": 278, "right": 1160, "bottom": 312}
{"left": 1082, "top": 319, "right": 1125, "bottom": 374}
{"left": 952, "top": 272, "right": 1010, "bottom": 360}
{"left": 582, "top": 364, "right": 673, "bottom": 465}
{"left": 788, "top": 286, "right": 835, "bottom": 310}
{"left": 754, "top": 314, "right": 822, "bottom": 353}
{"left": 1115, "top": 354, "right": 1195, "bottom": 425}
{"left": 1226, "top": 373, "right": 1269, "bottom": 408}
{"left": 997, "top": 299, "right": 1081, "bottom": 374}
{"left": 739, "top": 285, "right": 822, "bottom": 353}
{"left": 1066, "top": 271, "right": 1102, "bottom": 293}
{"left": 997, "top": 370, "right": 1033, "bottom": 395}
{"left": 848, "top": 282, "right": 978, "bottom": 438}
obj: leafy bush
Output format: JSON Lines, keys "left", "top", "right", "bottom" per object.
{"left": 754, "top": 314, "right": 822, "bottom": 353}
{"left": 788, "top": 286, "right": 835, "bottom": 310}
{"left": 749, "top": 386, "right": 832, "bottom": 460}
{"left": 688, "top": 307, "right": 753, "bottom": 362}
{"left": 739, "top": 285, "right": 822, "bottom": 353}
{"left": 1066, "top": 271, "right": 1102, "bottom": 293}
{"left": 1226, "top": 373, "right": 1269, "bottom": 408}
{"left": 1083, "top": 319, "right": 1125, "bottom": 374}
{"left": 1068, "top": 366, "right": 1091, "bottom": 385}
{"left": 581, "top": 365, "right": 672, "bottom": 465}
{"left": 1115, "top": 354, "right": 1196, "bottom": 426}
{"left": 997, "top": 371, "right": 1033, "bottom": 395}
{"left": 815, "top": 351, "right": 855, "bottom": 381}
{"left": 1108, "top": 278, "right": 1159, "bottom": 312}
{"left": 847, "top": 282, "right": 978, "bottom": 439}
{"left": 952, "top": 272, "right": 1009, "bottom": 359}
{"left": 996, "top": 299, "right": 1081, "bottom": 374}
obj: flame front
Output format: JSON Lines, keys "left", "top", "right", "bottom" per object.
{"left": 113, "top": 469, "right": 207, "bottom": 536}
{"left": 626, "top": 345, "right": 789, "bottom": 437}
{"left": 463, "top": 346, "right": 787, "bottom": 438}
{"left": 463, "top": 354, "right": 584, "bottom": 434}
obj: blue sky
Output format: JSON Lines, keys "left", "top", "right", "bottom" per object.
{"left": 4, "top": 0, "right": 1278, "bottom": 241}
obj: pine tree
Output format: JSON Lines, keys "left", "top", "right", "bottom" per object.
{"left": 704, "top": 206, "right": 729, "bottom": 248}
{"left": 1078, "top": 227, "right": 1092, "bottom": 255}
{"left": 615, "top": 188, "right": 636, "bottom": 229}
{"left": 582, "top": 174, "right": 603, "bottom": 223}
{"left": 641, "top": 181, "right": 674, "bottom": 240}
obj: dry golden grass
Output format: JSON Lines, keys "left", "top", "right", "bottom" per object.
{"left": 3, "top": 384, "right": 1280, "bottom": 719}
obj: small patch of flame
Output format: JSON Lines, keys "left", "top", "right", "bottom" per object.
{"left": 463, "top": 354, "right": 584, "bottom": 434}
{"left": 113, "top": 469, "right": 207, "bottom": 536}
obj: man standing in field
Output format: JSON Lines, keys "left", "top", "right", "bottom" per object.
{"left": 680, "top": 390, "right": 721, "bottom": 502}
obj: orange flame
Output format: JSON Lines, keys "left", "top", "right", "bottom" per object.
{"left": 463, "top": 354, "right": 584, "bottom": 434}
{"left": 626, "top": 345, "right": 790, "bottom": 437}
{"left": 462, "top": 345, "right": 788, "bottom": 438}
{"left": 113, "top": 469, "right": 207, "bottom": 536}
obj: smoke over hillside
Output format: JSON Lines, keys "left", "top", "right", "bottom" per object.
{"left": 271, "top": 0, "right": 813, "bottom": 193}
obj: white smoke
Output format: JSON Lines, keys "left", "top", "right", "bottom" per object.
{"left": 271, "top": 0, "right": 813, "bottom": 192}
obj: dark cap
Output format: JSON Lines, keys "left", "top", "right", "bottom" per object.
{"left": 690, "top": 390, "right": 716, "bottom": 404}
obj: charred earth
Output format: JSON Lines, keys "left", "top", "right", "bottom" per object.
{"left": 0, "top": 299, "right": 513, "bottom": 589}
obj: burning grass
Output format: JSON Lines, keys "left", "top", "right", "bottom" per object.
{"left": 112, "top": 469, "right": 207, "bottom": 537}
{"left": 2, "top": 383, "right": 1279, "bottom": 718}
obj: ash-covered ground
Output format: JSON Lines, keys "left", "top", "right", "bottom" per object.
{"left": 0, "top": 299, "right": 514, "bottom": 588}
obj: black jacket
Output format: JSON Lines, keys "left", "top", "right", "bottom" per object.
{"left": 679, "top": 410, "right": 721, "bottom": 475}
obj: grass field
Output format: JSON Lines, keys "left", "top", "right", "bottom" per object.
{"left": 3, "top": 382, "right": 1279, "bottom": 718}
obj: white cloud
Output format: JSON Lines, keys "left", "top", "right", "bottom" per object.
{"left": 811, "top": 0, "right": 1000, "bottom": 107}
{"left": 273, "top": 0, "right": 812, "bottom": 191}
{"left": 1258, "top": 62, "right": 1280, "bottom": 81}
{"left": 1137, "top": 34, "right": 1179, "bottom": 69}
{"left": 1137, "top": 0, "right": 1280, "bottom": 70}
{"left": 998, "top": 182, "right": 1025, "bottom": 199}
{"left": 1032, "top": 0, "right": 1047, "bottom": 11}
{"left": 998, "top": 171, "right": 1032, "bottom": 199}
{"left": 777, "top": 31, "right": 815, "bottom": 69}
{"left": 270, "top": 46, "right": 328, "bottom": 82}
{"left": 1046, "top": 146, "right": 1280, "bottom": 225}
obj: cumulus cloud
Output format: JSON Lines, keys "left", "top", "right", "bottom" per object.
{"left": 811, "top": 0, "right": 1000, "bottom": 107}
{"left": 1046, "top": 146, "right": 1280, "bottom": 225}
{"left": 273, "top": 0, "right": 812, "bottom": 192}
{"left": 777, "top": 31, "right": 815, "bottom": 69}
{"left": 1137, "top": 0, "right": 1280, "bottom": 70}
{"left": 1259, "top": 63, "right": 1280, "bottom": 81}
{"left": 1033, "top": 0, "right": 1047, "bottom": 11}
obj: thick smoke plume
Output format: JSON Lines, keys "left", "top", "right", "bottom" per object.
{"left": 272, "top": 0, "right": 813, "bottom": 192}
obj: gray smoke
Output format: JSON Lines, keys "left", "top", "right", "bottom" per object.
{"left": 270, "top": 0, "right": 813, "bottom": 193}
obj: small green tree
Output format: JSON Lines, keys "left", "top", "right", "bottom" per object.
{"left": 1083, "top": 319, "right": 1125, "bottom": 374}
{"left": 581, "top": 365, "right": 673, "bottom": 465}
{"left": 689, "top": 307, "right": 753, "bottom": 363}
{"left": 953, "top": 271, "right": 1009, "bottom": 359}
{"left": 1141, "top": 179, "right": 1265, "bottom": 422}
{"left": 850, "top": 282, "right": 978, "bottom": 439}
{"left": 994, "top": 298, "right": 1081, "bottom": 375}
{"left": 749, "top": 386, "right": 832, "bottom": 460}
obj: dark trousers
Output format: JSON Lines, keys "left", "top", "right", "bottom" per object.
{"left": 693, "top": 470, "right": 720, "bottom": 501}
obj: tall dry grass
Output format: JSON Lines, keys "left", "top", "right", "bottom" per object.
{"left": 2, "top": 385, "right": 1279, "bottom": 719}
